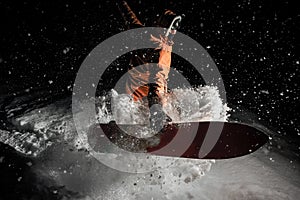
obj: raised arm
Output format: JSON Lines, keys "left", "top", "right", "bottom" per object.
{"left": 116, "top": 0, "right": 143, "bottom": 29}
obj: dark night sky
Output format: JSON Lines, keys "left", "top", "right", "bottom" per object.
{"left": 0, "top": 0, "right": 299, "bottom": 149}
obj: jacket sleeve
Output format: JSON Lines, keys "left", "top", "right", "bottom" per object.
{"left": 116, "top": 1, "right": 143, "bottom": 29}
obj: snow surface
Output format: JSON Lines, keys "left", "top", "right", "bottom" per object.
{"left": 30, "top": 139, "right": 299, "bottom": 200}
{"left": 0, "top": 87, "right": 299, "bottom": 199}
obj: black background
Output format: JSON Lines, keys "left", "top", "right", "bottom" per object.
{"left": 0, "top": 0, "right": 299, "bottom": 151}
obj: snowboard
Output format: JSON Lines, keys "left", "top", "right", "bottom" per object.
{"left": 90, "top": 121, "right": 269, "bottom": 159}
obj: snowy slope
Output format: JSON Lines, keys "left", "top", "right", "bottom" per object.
{"left": 0, "top": 88, "right": 299, "bottom": 199}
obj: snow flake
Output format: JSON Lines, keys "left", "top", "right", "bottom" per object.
{"left": 63, "top": 47, "right": 71, "bottom": 54}
{"left": 260, "top": 90, "right": 269, "bottom": 94}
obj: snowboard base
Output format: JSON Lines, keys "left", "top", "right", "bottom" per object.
{"left": 89, "top": 121, "right": 269, "bottom": 159}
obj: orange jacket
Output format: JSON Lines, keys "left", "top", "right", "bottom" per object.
{"left": 117, "top": 1, "right": 173, "bottom": 101}
{"left": 125, "top": 39, "right": 172, "bottom": 101}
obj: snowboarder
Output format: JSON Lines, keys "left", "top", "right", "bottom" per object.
{"left": 116, "top": 0, "right": 183, "bottom": 129}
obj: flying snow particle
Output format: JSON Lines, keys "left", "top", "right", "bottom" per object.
{"left": 63, "top": 47, "right": 71, "bottom": 54}
{"left": 260, "top": 90, "right": 269, "bottom": 94}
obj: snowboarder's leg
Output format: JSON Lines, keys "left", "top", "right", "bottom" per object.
{"left": 148, "top": 38, "right": 173, "bottom": 130}
{"left": 148, "top": 12, "right": 184, "bottom": 130}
